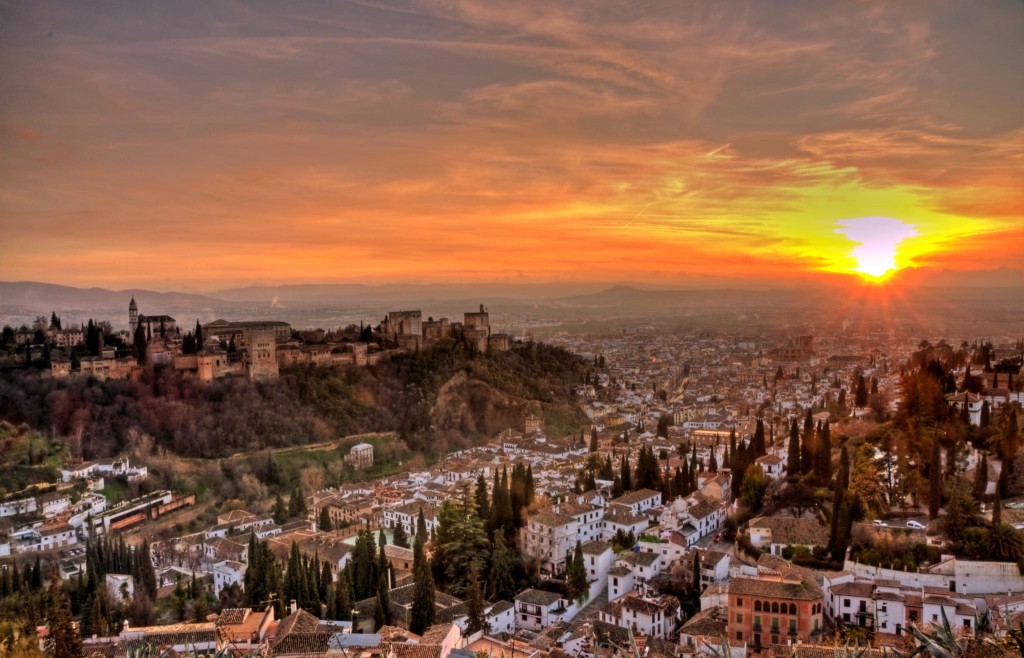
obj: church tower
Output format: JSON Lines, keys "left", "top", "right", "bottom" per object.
{"left": 129, "top": 297, "right": 139, "bottom": 333}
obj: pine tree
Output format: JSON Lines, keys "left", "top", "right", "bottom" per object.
{"left": 590, "top": 428, "right": 599, "bottom": 452}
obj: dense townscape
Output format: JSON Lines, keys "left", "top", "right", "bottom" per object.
{"left": 1, "top": 302, "right": 1023, "bottom": 658}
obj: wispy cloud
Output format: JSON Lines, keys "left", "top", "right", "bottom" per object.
{"left": 0, "top": 0, "right": 1020, "bottom": 288}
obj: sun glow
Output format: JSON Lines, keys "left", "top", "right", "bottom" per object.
{"left": 836, "top": 217, "right": 918, "bottom": 282}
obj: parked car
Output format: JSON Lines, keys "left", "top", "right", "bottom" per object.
{"left": 872, "top": 519, "right": 888, "bottom": 527}
{"left": 906, "top": 520, "right": 926, "bottom": 529}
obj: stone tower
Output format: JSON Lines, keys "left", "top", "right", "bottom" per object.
{"left": 243, "top": 327, "right": 279, "bottom": 381}
{"left": 129, "top": 297, "right": 139, "bottom": 333}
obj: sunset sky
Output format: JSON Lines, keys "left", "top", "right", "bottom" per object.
{"left": 1, "top": 1, "right": 1021, "bottom": 290}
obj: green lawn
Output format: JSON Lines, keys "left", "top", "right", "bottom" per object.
{"left": 101, "top": 479, "right": 128, "bottom": 505}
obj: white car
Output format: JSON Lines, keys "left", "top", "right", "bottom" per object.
{"left": 872, "top": 519, "right": 887, "bottom": 526}
{"left": 906, "top": 520, "right": 926, "bottom": 529}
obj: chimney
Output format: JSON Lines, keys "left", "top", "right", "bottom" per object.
{"left": 290, "top": 600, "right": 297, "bottom": 614}
{"left": 480, "top": 304, "right": 484, "bottom": 313}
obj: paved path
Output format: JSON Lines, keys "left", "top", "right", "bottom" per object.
{"left": 568, "top": 586, "right": 608, "bottom": 631}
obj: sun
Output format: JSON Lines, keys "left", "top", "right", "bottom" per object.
{"left": 836, "top": 216, "right": 917, "bottom": 282}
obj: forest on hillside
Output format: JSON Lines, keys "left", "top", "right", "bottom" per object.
{"left": 0, "top": 338, "right": 592, "bottom": 459}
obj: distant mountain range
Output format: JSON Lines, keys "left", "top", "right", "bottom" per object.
{"left": 2, "top": 267, "right": 1020, "bottom": 310}
{"left": 2, "top": 267, "right": 1021, "bottom": 334}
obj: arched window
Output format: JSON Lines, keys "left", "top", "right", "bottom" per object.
{"left": 771, "top": 602, "right": 779, "bottom": 613}
{"left": 790, "top": 603, "right": 797, "bottom": 615}
{"left": 754, "top": 601, "right": 761, "bottom": 612}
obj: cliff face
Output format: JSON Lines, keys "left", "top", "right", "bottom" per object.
{"left": 430, "top": 370, "right": 532, "bottom": 437}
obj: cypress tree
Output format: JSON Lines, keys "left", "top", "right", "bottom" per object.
{"left": 929, "top": 439, "right": 942, "bottom": 519}
{"left": 590, "top": 428, "right": 599, "bottom": 452}
{"left": 393, "top": 523, "right": 409, "bottom": 549}
{"left": 318, "top": 506, "right": 333, "bottom": 532}
{"left": 787, "top": 420, "right": 800, "bottom": 477}
{"left": 691, "top": 550, "right": 702, "bottom": 593}
{"left": 465, "top": 565, "right": 486, "bottom": 634}
{"left": 376, "top": 571, "right": 391, "bottom": 628}
{"left": 409, "top": 556, "right": 435, "bottom": 634}
{"left": 46, "top": 579, "right": 82, "bottom": 658}
{"left": 475, "top": 473, "right": 490, "bottom": 523}
{"left": 488, "top": 531, "right": 516, "bottom": 602}
{"left": 814, "top": 421, "right": 831, "bottom": 481}
{"left": 828, "top": 447, "right": 851, "bottom": 563}
{"left": 566, "top": 541, "right": 588, "bottom": 604}
{"left": 333, "top": 573, "right": 352, "bottom": 621}
{"left": 800, "top": 409, "right": 814, "bottom": 475}
{"left": 752, "top": 418, "right": 766, "bottom": 457}
{"left": 855, "top": 373, "right": 868, "bottom": 408}
{"left": 373, "top": 596, "right": 386, "bottom": 631}
{"left": 973, "top": 454, "right": 989, "bottom": 500}
{"left": 620, "top": 456, "right": 632, "bottom": 492}
{"left": 416, "top": 509, "right": 428, "bottom": 547}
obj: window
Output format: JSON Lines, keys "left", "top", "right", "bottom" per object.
{"left": 909, "top": 611, "right": 919, "bottom": 622}
{"left": 844, "top": 598, "right": 851, "bottom": 608}
{"left": 736, "top": 632, "right": 743, "bottom": 641}
{"left": 754, "top": 601, "right": 761, "bottom": 612}
{"left": 737, "top": 598, "right": 743, "bottom": 606}
{"left": 789, "top": 620, "right": 796, "bottom": 635}
{"left": 736, "top": 614, "right": 743, "bottom": 623}
{"left": 932, "top": 614, "right": 938, "bottom": 622}
{"left": 964, "top": 619, "right": 971, "bottom": 628}
{"left": 771, "top": 602, "right": 779, "bottom": 613}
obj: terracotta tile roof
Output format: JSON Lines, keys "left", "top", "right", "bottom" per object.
{"left": 515, "top": 589, "right": 562, "bottom": 606}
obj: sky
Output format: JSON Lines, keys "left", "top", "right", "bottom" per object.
{"left": 1, "top": 0, "right": 1022, "bottom": 290}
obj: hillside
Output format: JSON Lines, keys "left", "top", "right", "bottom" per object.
{"left": 0, "top": 338, "right": 592, "bottom": 459}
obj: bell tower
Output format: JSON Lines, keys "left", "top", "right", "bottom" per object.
{"left": 129, "top": 296, "right": 139, "bottom": 333}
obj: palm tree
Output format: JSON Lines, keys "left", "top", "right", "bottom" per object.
{"left": 984, "top": 524, "right": 1024, "bottom": 562}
